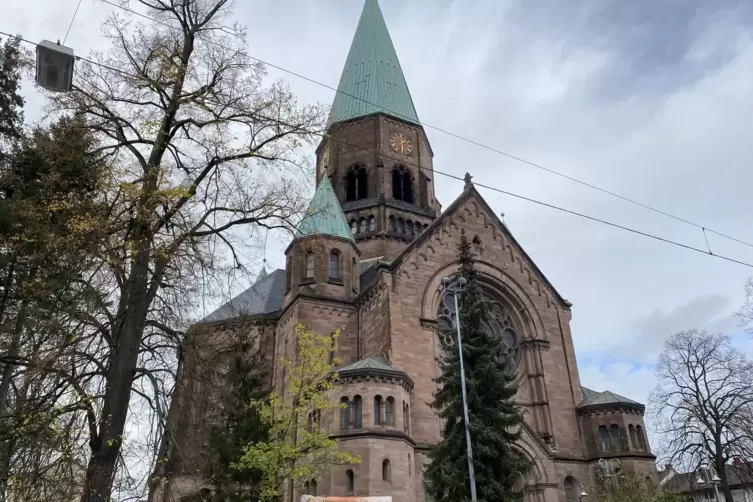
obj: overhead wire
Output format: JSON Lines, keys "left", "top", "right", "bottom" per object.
{"left": 63, "top": 0, "right": 84, "bottom": 45}
{"left": 95, "top": 0, "right": 753, "bottom": 252}
{"left": 2, "top": 29, "right": 752, "bottom": 270}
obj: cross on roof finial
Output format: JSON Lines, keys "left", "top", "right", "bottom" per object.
{"left": 464, "top": 172, "right": 473, "bottom": 189}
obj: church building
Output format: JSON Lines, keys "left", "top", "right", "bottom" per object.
{"left": 160, "top": 1, "right": 657, "bottom": 501}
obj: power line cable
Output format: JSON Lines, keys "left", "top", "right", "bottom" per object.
{"left": 63, "top": 0, "right": 84, "bottom": 45}
{"left": 2, "top": 29, "right": 752, "bottom": 270}
{"left": 95, "top": 0, "right": 753, "bottom": 252}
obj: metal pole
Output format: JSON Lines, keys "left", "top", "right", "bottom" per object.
{"left": 453, "top": 292, "right": 478, "bottom": 502}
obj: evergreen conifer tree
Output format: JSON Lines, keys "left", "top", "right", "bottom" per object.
{"left": 426, "top": 231, "right": 529, "bottom": 502}
{"left": 204, "top": 338, "right": 269, "bottom": 502}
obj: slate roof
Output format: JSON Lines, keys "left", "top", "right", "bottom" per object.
{"left": 327, "top": 0, "right": 420, "bottom": 126}
{"left": 578, "top": 386, "right": 644, "bottom": 410}
{"left": 296, "top": 176, "right": 354, "bottom": 242}
{"left": 337, "top": 356, "right": 414, "bottom": 389}
{"left": 201, "top": 269, "right": 286, "bottom": 323}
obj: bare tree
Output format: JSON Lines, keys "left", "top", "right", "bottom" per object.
{"left": 43, "top": 1, "right": 325, "bottom": 501}
{"left": 648, "top": 330, "right": 753, "bottom": 502}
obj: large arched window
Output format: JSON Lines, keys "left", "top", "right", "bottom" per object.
{"left": 345, "top": 165, "right": 368, "bottom": 202}
{"left": 382, "top": 459, "right": 391, "bottom": 482}
{"left": 564, "top": 476, "right": 578, "bottom": 502}
{"left": 346, "top": 469, "right": 355, "bottom": 495}
{"left": 436, "top": 287, "right": 521, "bottom": 374}
{"left": 353, "top": 395, "right": 363, "bottom": 428}
{"left": 329, "top": 250, "right": 340, "bottom": 280}
{"left": 636, "top": 425, "right": 647, "bottom": 451}
{"left": 599, "top": 425, "right": 610, "bottom": 452}
{"left": 392, "top": 166, "right": 413, "bottom": 203}
{"left": 374, "top": 395, "right": 383, "bottom": 425}
{"left": 386, "top": 397, "right": 395, "bottom": 426}
{"left": 610, "top": 424, "right": 622, "bottom": 451}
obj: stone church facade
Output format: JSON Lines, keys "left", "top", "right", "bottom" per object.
{"left": 158, "top": 1, "right": 657, "bottom": 501}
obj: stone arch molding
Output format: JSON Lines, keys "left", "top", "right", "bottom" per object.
{"left": 421, "top": 260, "right": 548, "bottom": 342}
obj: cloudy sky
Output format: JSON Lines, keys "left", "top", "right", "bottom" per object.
{"left": 6, "top": 0, "right": 753, "bottom": 448}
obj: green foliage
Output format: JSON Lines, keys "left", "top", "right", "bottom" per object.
{"left": 596, "top": 475, "right": 688, "bottom": 502}
{"left": 0, "top": 35, "right": 28, "bottom": 148}
{"left": 236, "top": 324, "right": 360, "bottom": 502}
{"left": 203, "top": 339, "right": 270, "bottom": 502}
{"left": 426, "top": 231, "right": 529, "bottom": 502}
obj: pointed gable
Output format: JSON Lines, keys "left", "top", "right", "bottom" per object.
{"left": 296, "top": 176, "right": 354, "bottom": 242}
{"left": 328, "top": 0, "right": 420, "bottom": 127}
{"left": 387, "top": 184, "right": 571, "bottom": 309}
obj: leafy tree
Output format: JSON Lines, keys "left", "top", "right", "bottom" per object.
{"left": 41, "top": 0, "right": 324, "bottom": 499}
{"left": 0, "top": 115, "right": 107, "bottom": 502}
{"left": 237, "top": 324, "right": 359, "bottom": 502}
{"left": 0, "top": 35, "right": 27, "bottom": 150}
{"left": 426, "top": 231, "right": 529, "bottom": 502}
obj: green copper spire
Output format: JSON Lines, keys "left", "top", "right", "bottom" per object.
{"left": 296, "top": 176, "right": 354, "bottom": 242}
{"left": 327, "top": 0, "right": 420, "bottom": 127}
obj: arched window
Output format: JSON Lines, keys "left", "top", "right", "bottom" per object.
{"left": 564, "top": 476, "right": 577, "bottom": 502}
{"left": 285, "top": 256, "right": 292, "bottom": 292}
{"left": 350, "top": 219, "right": 358, "bottom": 235}
{"left": 405, "top": 403, "right": 410, "bottom": 433}
{"left": 610, "top": 424, "right": 622, "bottom": 451}
{"left": 374, "top": 395, "right": 383, "bottom": 425}
{"left": 340, "top": 397, "right": 350, "bottom": 429}
{"left": 329, "top": 250, "right": 340, "bottom": 280}
{"left": 637, "top": 425, "right": 647, "bottom": 451}
{"left": 629, "top": 424, "right": 638, "bottom": 450}
{"left": 346, "top": 469, "right": 355, "bottom": 495}
{"left": 391, "top": 166, "right": 413, "bottom": 203}
{"left": 397, "top": 217, "right": 405, "bottom": 235}
{"left": 382, "top": 459, "right": 391, "bottom": 482}
{"left": 369, "top": 215, "right": 376, "bottom": 232}
{"left": 304, "top": 252, "right": 314, "bottom": 279}
{"left": 472, "top": 235, "right": 483, "bottom": 256}
{"left": 386, "top": 397, "right": 395, "bottom": 426}
{"left": 388, "top": 215, "right": 396, "bottom": 233}
{"left": 345, "top": 165, "right": 368, "bottom": 202}
{"left": 599, "top": 425, "right": 610, "bottom": 452}
{"left": 353, "top": 395, "right": 363, "bottom": 428}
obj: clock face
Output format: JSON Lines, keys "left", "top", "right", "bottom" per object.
{"left": 389, "top": 132, "right": 412, "bottom": 155}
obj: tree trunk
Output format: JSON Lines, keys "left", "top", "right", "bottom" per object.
{"left": 0, "top": 297, "right": 27, "bottom": 417}
{"left": 79, "top": 251, "right": 153, "bottom": 502}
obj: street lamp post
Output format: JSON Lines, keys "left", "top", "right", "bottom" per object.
{"left": 441, "top": 275, "right": 477, "bottom": 502}
{"left": 696, "top": 465, "right": 722, "bottom": 502}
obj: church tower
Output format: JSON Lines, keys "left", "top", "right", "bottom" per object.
{"left": 316, "top": 0, "right": 439, "bottom": 261}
